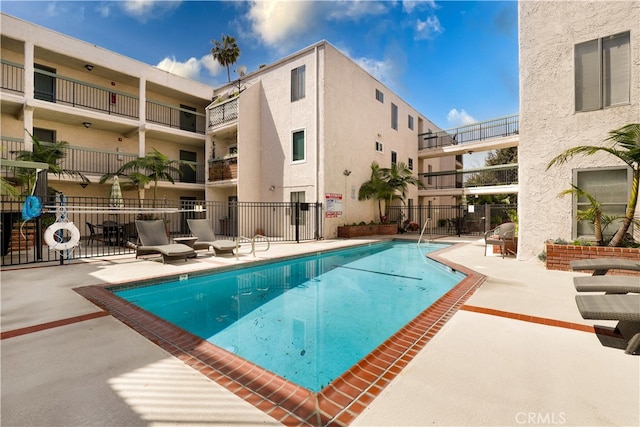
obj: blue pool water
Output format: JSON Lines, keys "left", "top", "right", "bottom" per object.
{"left": 115, "top": 241, "right": 464, "bottom": 391}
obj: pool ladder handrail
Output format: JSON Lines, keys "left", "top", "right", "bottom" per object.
{"left": 235, "top": 234, "right": 271, "bottom": 259}
{"left": 417, "top": 218, "right": 432, "bottom": 246}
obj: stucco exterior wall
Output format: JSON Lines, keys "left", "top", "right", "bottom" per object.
{"left": 1, "top": 13, "right": 210, "bottom": 203}
{"left": 321, "top": 44, "right": 426, "bottom": 237}
{"left": 518, "top": 1, "right": 639, "bottom": 261}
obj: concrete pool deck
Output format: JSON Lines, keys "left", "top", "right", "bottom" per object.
{"left": 1, "top": 237, "right": 638, "bottom": 426}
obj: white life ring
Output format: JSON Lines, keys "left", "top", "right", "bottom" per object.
{"left": 44, "top": 222, "right": 80, "bottom": 250}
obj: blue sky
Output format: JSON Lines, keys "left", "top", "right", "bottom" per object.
{"left": 2, "top": 0, "right": 519, "bottom": 130}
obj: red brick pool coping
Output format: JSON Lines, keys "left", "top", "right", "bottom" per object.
{"left": 72, "top": 246, "right": 486, "bottom": 426}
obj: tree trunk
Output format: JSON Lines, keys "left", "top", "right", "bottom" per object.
{"left": 608, "top": 169, "right": 639, "bottom": 247}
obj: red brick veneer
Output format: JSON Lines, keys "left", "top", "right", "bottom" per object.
{"left": 545, "top": 243, "right": 640, "bottom": 276}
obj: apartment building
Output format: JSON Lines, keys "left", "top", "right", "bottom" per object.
{"left": 518, "top": 1, "right": 639, "bottom": 260}
{"left": 1, "top": 13, "right": 449, "bottom": 239}
{"left": 1, "top": 13, "right": 212, "bottom": 205}
{"left": 205, "top": 41, "right": 446, "bottom": 237}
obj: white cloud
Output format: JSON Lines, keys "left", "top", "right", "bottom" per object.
{"left": 353, "top": 57, "right": 394, "bottom": 85}
{"left": 447, "top": 109, "right": 477, "bottom": 126}
{"left": 200, "top": 54, "right": 223, "bottom": 77}
{"left": 121, "top": 0, "right": 181, "bottom": 22}
{"left": 155, "top": 54, "right": 220, "bottom": 81}
{"left": 96, "top": 4, "right": 111, "bottom": 18}
{"left": 328, "top": 0, "right": 389, "bottom": 21}
{"left": 414, "top": 15, "right": 443, "bottom": 40}
{"left": 402, "top": 0, "right": 437, "bottom": 14}
{"left": 246, "top": 0, "right": 315, "bottom": 48}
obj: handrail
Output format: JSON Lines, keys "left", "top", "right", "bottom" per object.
{"left": 234, "top": 234, "right": 271, "bottom": 260}
{"left": 417, "top": 218, "right": 432, "bottom": 246}
{"left": 252, "top": 234, "right": 271, "bottom": 255}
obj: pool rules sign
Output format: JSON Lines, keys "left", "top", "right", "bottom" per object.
{"left": 325, "top": 193, "right": 342, "bottom": 218}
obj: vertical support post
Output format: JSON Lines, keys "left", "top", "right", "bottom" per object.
{"left": 294, "top": 202, "right": 300, "bottom": 243}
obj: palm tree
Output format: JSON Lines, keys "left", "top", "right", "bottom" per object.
{"left": 547, "top": 123, "right": 640, "bottom": 247}
{"left": 114, "top": 148, "right": 190, "bottom": 208}
{"left": 559, "top": 185, "right": 605, "bottom": 245}
{"left": 211, "top": 34, "right": 240, "bottom": 83}
{"left": 359, "top": 162, "right": 395, "bottom": 222}
{"left": 359, "top": 161, "right": 425, "bottom": 222}
{"left": 14, "top": 133, "right": 89, "bottom": 193}
{"left": 384, "top": 161, "right": 426, "bottom": 203}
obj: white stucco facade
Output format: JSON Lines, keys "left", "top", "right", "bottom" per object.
{"left": 207, "top": 42, "right": 441, "bottom": 238}
{"left": 1, "top": 13, "right": 213, "bottom": 203}
{"left": 518, "top": 1, "right": 640, "bottom": 261}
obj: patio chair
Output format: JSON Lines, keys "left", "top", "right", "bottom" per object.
{"left": 575, "top": 294, "right": 640, "bottom": 355}
{"left": 484, "top": 222, "right": 516, "bottom": 258}
{"left": 573, "top": 276, "right": 640, "bottom": 294}
{"left": 134, "top": 220, "right": 195, "bottom": 263}
{"left": 86, "top": 222, "right": 102, "bottom": 245}
{"left": 570, "top": 258, "right": 640, "bottom": 276}
{"left": 186, "top": 219, "right": 237, "bottom": 256}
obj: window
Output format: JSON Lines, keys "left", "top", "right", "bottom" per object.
{"left": 34, "top": 64, "right": 56, "bottom": 102}
{"left": 292, "top": 130, "right": 305, "bottom": 162}
{"left": 391, "top": 103, "right": 398, "bottom": 130}
{"left": 575, "top": 32, "right": 630, "bottom": 111}
{"left": 427, "top": 164, "right": 433, "bottom": 185}
{"left": 33, "top": 128, "right": 55, "bottom": 143}
{"left": 375, "top": 89, "right": 384, "bottom": 103}
{"left": 291, "top": 65, "right": 306, "bottom": 102}
{"left": 375, "top": 141, "right": 383, "bottom": 152}
{"left": 179, "top": 104, "right": 196, "bottom": 132}
{"left": 408, "top": 158, "right": 413, "bottom": 170}
{"left": 391, "top": 150, "right": 397, "bottom": 166}
{"left": 179, "top": 150, "right": 197, "bottom": 183}
{"left": 408, "top": 115, "right": 414, "bottom": 130}
{"left": 574, "top": 167, "right": 630, "bottom": 238}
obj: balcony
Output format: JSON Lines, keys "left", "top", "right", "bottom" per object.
{"left": 1, "top": 61, "right": 205, "bottom": 134}
{"left": 208, "top": 155, "right": 238, "bottom": 182}
{"left": 146, "top": 100, "right": 206, "bottom": 134}
{"left": 208, "top": 97, "right": 238, "bottom": 130}
{"left": 0, "top": 137, "right": 205, "bottom": 184}
{"left": 419, "top": 114, "right": 519, "bottom": 150}
{"left": 33, "top": 68, "right": 140, "bottom": 119}
{"left": 421, "top": 163, "right": 518, "bottom": 190}
{"left": 1, "top": 61, "right": 24, "bottom": 94}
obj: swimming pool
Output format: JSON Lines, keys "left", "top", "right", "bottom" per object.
{"left": 115, "top": 241, "right": 465, "bottom": 391}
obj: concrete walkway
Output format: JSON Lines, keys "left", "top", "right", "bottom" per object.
{"left": 1, "top": 237, "right": 638, "bottom": 426}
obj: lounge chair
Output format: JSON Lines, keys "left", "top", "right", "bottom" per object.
{"left": 575, "top": 294, "right": 640, "bottom": 355}
{"left": 484, "top": 222, "right": 516, "bottom": 258}
{"left": 570, "top": 258, "right": 640, "bottom": 276}
{"left": 574, "top": 276, "right": 640, "bottom": 294}
{"left": 186, "top": 219, "right": 237, "bottom": 256}
{"left": 134, "top": 220, "right": 195, "bottom": 263}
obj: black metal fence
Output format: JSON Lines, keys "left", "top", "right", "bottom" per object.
{"left": 1, "top": 196, "right": 323, "bottom": 266}
{"left": 387, "top": 204, "right": 517, "bottom": 237}
{"left": 418, "top": 114, "right": 519, "bottom": 150}
{"left": 1, "top": 194, "right": 516, "bottom": 267}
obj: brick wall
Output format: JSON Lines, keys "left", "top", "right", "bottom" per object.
{"left": 546, "top": 244, "right": 640, "bottom": 276}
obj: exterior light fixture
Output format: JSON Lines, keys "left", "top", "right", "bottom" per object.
{"left": 343, "top": 170, "right": 352, "bottom": 176}
{"left": 82, "top": 122, "right": 92, "bottom": 128}
{"left": 85, "top": 64, "right": 94, "bottom": 71}
{"left": 269, "top": 185, "right": 275, "bottom": 191}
